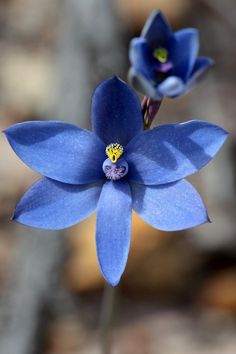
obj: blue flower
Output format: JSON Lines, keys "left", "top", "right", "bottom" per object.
{"left": 4, "top": 77, "right": 227, "bottom": 286}
{"left": 129, "top": 11, "right": 214, "bottom": 99}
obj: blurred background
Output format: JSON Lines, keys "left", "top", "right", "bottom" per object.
{"left": 0, "top": 0, "right": 236, "bottom": 353}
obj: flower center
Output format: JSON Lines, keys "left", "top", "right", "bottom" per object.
{"left": 102, "top": 157, "right": 128, "bottom": 181}
{"left": 153, "top": 47, "right": 168, "bottom": 63}
{"left": 106, "top": 143, "right": 123, "bottom": 163}
{"left": 103, "top": 143, "right": 127, "bottom": 180}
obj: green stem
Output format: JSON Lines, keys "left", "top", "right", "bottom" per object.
{"left": 100, "top": 284, "right": 118, "bottom": 354}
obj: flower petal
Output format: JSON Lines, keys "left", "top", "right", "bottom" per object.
{"left": 128, "top": 68, "right": 162, "bottom": 100}
{"left": 129, "top": 38, "right": 156, "bottom": 81}
{"left": 187, "top": 57, "right": 214, "bottom": 90}
{"left": 171, "top": 29, "right": 199, "bottom": 80}
{"left": 157, "top": 76, "right": 185, "bottom": 97}
{"left": 126, "top": 120, "right": 228, "bottom": 185}
{"left": 131, "top": 179, "right": 209, "bottom": 231}
{"left": 141, "top": 11, "right": 172, "bottom": 48}
{"left": 13, "top": 178, "right": 102, "bottom": 230}
{"left": 4, "top": 121, "right": 106, "bottom": 184}
{"left": 91, "top": 77, "right": 143, "bottom": 146}
{"left": 96, "top": 181, "right": 132, "bottom": 286}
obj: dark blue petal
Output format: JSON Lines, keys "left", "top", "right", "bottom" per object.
{"left": 157, "top": 76, "right": 185, "bottom": 97}
{"left": 141, "top": 11, "right": 172, "bottom": 48}
{"left": 13, "top": 178, "right": 102, "bottom": 230}
{"left": 96, "top": 181, "right": 132, "bottom": 286}
{"left": 187, "top": 57, "right": 214, "bottom": 90}
{"left": 131, "top": 179, "right": 209, "bottom": 231}
{"left": 4, "top": 121, "right": 106, "bottom": 184}
{"left": 126, "top": 120, "right": 228, "bottom": 185}
{"left": 129, "top": 38, "right": 156, "bottom": 80}
{"left": 91, "top": 77, "right": 143, "bottom": 146}
{"left": 171, "top": 29, "right": 199, "bottom": 80}
{"left": 128, "top": 68, "right": 162, "bottom": 100}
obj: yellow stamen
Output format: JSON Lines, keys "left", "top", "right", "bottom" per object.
{"left": 153, "top": 48, "right": 168, "bottom": 63}
{"left": 106, "top": 143, "right": 123, "bottom": 163}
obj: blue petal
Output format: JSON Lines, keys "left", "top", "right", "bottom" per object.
{"left": 129, "top": 38, "right": 156, "bottom": 81}
{"left": 128, "top": 68, "right": 162, "bottom": 100}
{"left": 13, "top": 178, "right": 102, "bottom": 230}
{"left": 170, "top": 29, "right": 199, "bottom": 81}
{"left": 91, "top": 77, "right": 143, "bottom": 146}
{"left": 4, "top": 121, "right": 106, "bottom": 184}
{"left": 126, "top": 120, "right": 228, "bottom": 185}
{"left": 157, "top": 76, "right": 185, "bottom": 97}
{"left": 131, "top": 179, "right": 209, "bottom": 231}
{"left": 141, "top": 11, "right": 172, "bottom": 48}
{"left": 96, "top": 181, "right": 132, "bottom": 286}
{"left": 187, "top": 57, "right": 214, "bottom": 90}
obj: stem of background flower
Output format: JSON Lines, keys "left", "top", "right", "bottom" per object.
{"left": 100, "top": 283, "right": 119, "bottom": 354}
{"left": 142, "top": 96, "right": 162, "bottom": 129}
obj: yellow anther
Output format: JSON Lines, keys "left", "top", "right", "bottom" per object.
{"left": 153, "top": 47, "right": 168, "bottom": 63}
{"left": 106, "top": 143, "right": 123, "bottom": 163}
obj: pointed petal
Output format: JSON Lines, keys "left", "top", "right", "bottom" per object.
{"left": 171, "top": 29, "right": 199, "bottom": 80}
{"left": 96, "top": 181, "right": 132, "bottom": 286}
{"left": 128, "top": 68, "right": 162, "bottom": 100}
{"left": 13, "top": 178, "right": 102, "bottom": 230}
{"left": 129, "top": 38, "right": 156, "bottom": 81}
{"left": 141, "top": 11, "right": 172, "bottom": 48}
{"left": 91, "top": 77, "right": 143, "bottom": 146}
{"left": 187, "top": 57, "right": 214, "bottom": 90}
{"left": 126, "top": 120, "right": 228, "bottom": 185}
{"left": 131, "top": 180, "right": 209, "bottom": 231}
{"left": 4, "top": 121, "right": 106, "bottom": 184}
{"left": 157, "top": 76, "right": 185, "bottom": 97}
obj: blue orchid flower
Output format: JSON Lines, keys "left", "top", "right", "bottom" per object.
{"left": 4, "top": 77, "right": 227, "bottom": 286}
{"left": 129, "top": 11, "right": 214, "bottom": 99}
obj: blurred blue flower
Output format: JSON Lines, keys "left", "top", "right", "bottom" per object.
{"left": 4, "top": 77, "right": 227, "bottom": 286}
{"left": 129, "top": 11, "right": 213, "bottom": 99}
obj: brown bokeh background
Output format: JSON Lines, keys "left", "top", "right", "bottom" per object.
{"left": 0, "top": 1, "right": 236, "bottom": 353}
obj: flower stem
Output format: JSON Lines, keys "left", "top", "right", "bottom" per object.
{"left": 100, "top": 284, "right": 118, "bottom": 354}
{"left": 142, "top": 96, "right": 162, "bottom": 129}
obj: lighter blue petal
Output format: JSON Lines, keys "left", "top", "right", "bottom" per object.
{"left": 131, "top": 179, "right": 209, "bottom": 231}
{"left": 187, "top": 57, "right": 214, "bottom": 90}
{"left": 126, "top": 120, "right": 228, "bottom": 185}
{"left": 157, "top": 76, "right": 185, "bottom": 97}
{"left": 171, "top": 29, "right": 199, "bottom": 80}
{"left": 13, "top": 178, "right": 102, "bottom": 230}
{"left": 91, "top": 77, "right": 143, "bottom": 146}
{"left": 4, "top": 121, "right": 106, "bottom": 184}
{"left": 129, "top": 38, "right": 156, "bottom": 81}
{"left": 96, "top": 181, "right": 132, "bottom": 286}
{"left": 128, "top": 68, "right": 162, "bottom": 100}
